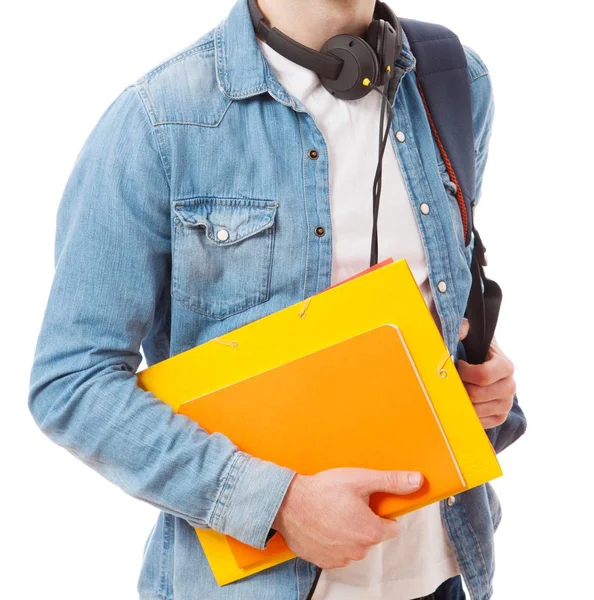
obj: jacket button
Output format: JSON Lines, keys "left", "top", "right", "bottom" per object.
{"left": 308, "top": 149, "right": 319, "bottom": 160}
{"left": 437, "top": 280, "right": 447, "bottom": 293}
{"left": 447, "top": 496, "right": 456, "bottom": 507}
{"left": 216, "top": 228, "right": 230, "bottom": 241}
{"left": 420, "top": 203, "right": 430, "bottom": 215}
{"left": 314, "top": 226, "right": 325, "bottom": 237}
{"left": 396, "top": 131, "right": 406, "bottom": 143}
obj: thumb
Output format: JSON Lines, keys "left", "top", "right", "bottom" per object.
{"left": 355, "top": 469, "right": 424, "bottom": 496}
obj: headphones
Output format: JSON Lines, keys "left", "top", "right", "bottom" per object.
{"left": 247, "top": 0, "right": 402, "bottom": 101}
{"left": 248, "top": 0, "right": 403, "bottom": 267}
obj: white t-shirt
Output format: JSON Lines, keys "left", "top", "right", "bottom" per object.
{"left": 258, "top": 38, "right": 460, "bottom": 600}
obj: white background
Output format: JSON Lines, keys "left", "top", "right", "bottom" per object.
{"left": 1, "top": 0, "right": 591, "bottom": 598}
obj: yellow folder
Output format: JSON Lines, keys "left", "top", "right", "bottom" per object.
{"left": 136, "top": 258, "right": 502, "bottom": 585}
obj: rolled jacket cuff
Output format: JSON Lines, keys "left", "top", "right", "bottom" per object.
{"left": 209, "top": 450, "right": 296, "bottom": 550}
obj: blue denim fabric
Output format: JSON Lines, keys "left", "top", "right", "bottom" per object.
{"left": 28, "top": 1, "right": 526, "bottom": 599}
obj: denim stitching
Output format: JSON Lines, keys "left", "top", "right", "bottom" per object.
{"left": 215, "top": 21, "right": 267, "bottom": 99}
{"left": 158, "top": 513, "right": 174, "bottom": 600}
{"left": 266, "top": 220, "right": 277, "bottom": 303}
{"left": 214, "top": 23, "right": 228, "bottom": 96}
{"left": 171, "top": 197, "right": 277, "bottom": 319}
{"left": 392, "top": 79, "right": 441, "bottom": 306}
{"left": 170, "top": 212, "right": 273, "bottom": 318}
{"left": 437, "top": 161, "right": 468, "bottom": 261}
{"left": 174, "top": 196, "right": 278, "bottom": 207}
{"left": 464, "top": 46, "right": 490, "bottom": 82}
{"left": 398, "top": 71, "right": 459, "bottom": 351}
{"left": 153, "top": 97, "right": 232, "bottom": 128}
{"left": 214, "top": 17, "right": 270, "bottom": 100}
{"left": 296, "top": 113, "right": 311, "bottom": 299}
{"left": 470, "top": 72, "right": 489, "bottom": 83}
{"left": 132, "top": 85, "right": 172, "bottom": 190}
{"left": 458, "top": 492, "right": 491, "bottom": 594}
{"left": 321, "top": 104, "right": 333, "bottom": 290}
{"left": 209, "top": 450, "right": 246, "bottom": 531}
{"left": 142, "top": 41, "right": 215, "bottom": 84}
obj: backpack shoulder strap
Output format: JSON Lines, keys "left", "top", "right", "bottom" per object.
{"left": 399, "top": 18, "right": 502, "bottom": 365}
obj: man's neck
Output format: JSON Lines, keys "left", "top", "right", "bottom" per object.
{"left": 256, "top": 0, "right": 377, "bottom": 51}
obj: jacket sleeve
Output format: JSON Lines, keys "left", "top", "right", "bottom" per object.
{"left": 463, "top": 47, "right": 528, "bottom": 454}
{"left": 27, "top": 84, "right": 295, "bottom": 550}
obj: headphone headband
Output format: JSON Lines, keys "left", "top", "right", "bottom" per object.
{"left": 247, "top": 0, "right": 401, "bottom": 84}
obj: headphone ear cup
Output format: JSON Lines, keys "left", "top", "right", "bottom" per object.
{"left": 364, "top": 19, "right": 382, "bottom": 57}
{"left": 367, "top": 18, "right": 399, "bottom": 75}
{"left": 319, "top": 34, "right": 379, "bottom": 101}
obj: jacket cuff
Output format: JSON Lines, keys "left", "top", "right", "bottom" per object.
{"left": 209, "top": 450, "right": 296, "bottom": 549}
{"left": 486, "top": 393, "right": 527, "bottom": 454}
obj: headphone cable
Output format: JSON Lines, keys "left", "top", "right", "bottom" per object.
{"left": 368, "top": 69, "right": 395, "bottom": 267}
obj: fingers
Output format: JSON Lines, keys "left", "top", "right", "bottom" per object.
{"left": 456, "top": 340, "right": 517, "bottom": 433}
{"left": 479, "top": 414, "right": 508, "bottom": 429}
{"left": 355, "top": 469, "right": 424, "bottom": 496}
{"left": 314, "top": 515, "right": 400, "bottom": 569}
{"left": 377, "top": 515, "right": 400, "bottom": 542}
{"left": 456, "top": 353, "right": 514, "bottom": 387}
{"left": 472, "top": 394, "right": 514, "bottom": 419}
{"left": 356, "top": 514, "right": 400, "bottom": 549}
{"left": 464, "top": 377, "right": 517, "bottom": 404}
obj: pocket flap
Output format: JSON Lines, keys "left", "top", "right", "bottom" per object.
{"left": 173, "top": 197, "right": 278, "bottom": 245}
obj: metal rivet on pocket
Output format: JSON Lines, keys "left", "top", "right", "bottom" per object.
{"left": 216, "top": 228, "right": 230, "bottom": 241}
{"left": 314, "top": 226, "right": 325, "bottom": 237}
{"left": 308, "top": 149, "right": 319, "bottom": 160}
{"left": 447, "top": 496, "right": 456, "bottom": 507}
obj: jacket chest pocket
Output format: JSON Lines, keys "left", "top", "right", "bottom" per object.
{"left": 172, "top": 197, "right": 278, "bottom": 320}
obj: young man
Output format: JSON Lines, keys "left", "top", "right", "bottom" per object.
{"left": 28, "top": 0, "right": 526, "bottom": 599}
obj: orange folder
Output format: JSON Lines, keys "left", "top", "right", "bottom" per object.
{"left": 179, "top": 323, "right": 465, "bottom": 570}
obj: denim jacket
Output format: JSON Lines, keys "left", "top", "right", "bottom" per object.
{"left": 28, "top": 0, "right": 527, "bottom": 598}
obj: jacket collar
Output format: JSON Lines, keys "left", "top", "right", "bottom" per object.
{"left": 215, "top": 0, "right": 416, "bottom": 107}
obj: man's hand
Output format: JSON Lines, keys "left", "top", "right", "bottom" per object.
{"left": 271, "top": 468, "right": 423, "bottom": 569}
{"left": 456, "top": 318, "right": 516, "bottom": 429}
